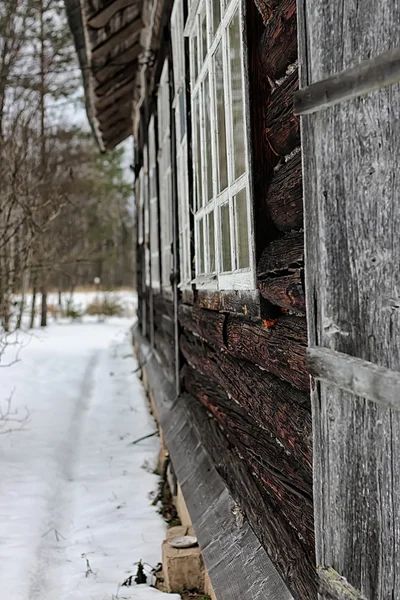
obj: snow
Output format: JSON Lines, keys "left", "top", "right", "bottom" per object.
{"left": 0, "top": 302, "right": 180, "bottom": 600}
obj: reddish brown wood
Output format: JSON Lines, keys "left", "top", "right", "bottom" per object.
{"left": 225, "top": 313, "right": 309, "bottom": 390}
{"left": 180, "top": 331, "right": 311, "bottom": 467}
{"left": 196, "top": 289, "right": 260, "bottom": 317}
{"left": 266, "top": 70, "right": 300, "bottom": 157}
{"left": 178, "top": 304, "right": 226, "bottom": 347}
{"left": 183, "top": 365, "right": 314, "bottom": 543}
{"left": 266, "top": 151, "right": 303, "bottom": 231}
{"left": 258, "top": 230, "right": 304, "bottom": 276}
{"left": 259, "top": 0, "right": 297, "bottom": 80}
{"left": 259, "top": 270, "right": 305, "bottom": 313}
{"left": 185, "top": 392, "right": 318, "bottom": 600}
{"left": 253, "top": 0, "right": 282, "bottom": 25}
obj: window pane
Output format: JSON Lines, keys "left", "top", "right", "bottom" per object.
{"left": 208, "top": 211, "right": 215, "bottom": 272}
{"left": 203, "top": 75, "right": 213, "bottom": 203}
{"left": 220, "top": 203, "right": 232, "bottom": 272}
{"left": 179, "top": 89, "right": 186, "bottom": 141}
{"left": 201, "top": 7, "right": 207, "bottom": 60}
{"left": 213, "top": 0, "right": 221, "bottom": 34}
{"left": 235, "top": 188, "right": 249, "bottom": 268}
{"left": 198, "top": 219, "right": 205, "bottom": 274}
{"left": 191, "top": 33, "right": 198, "bottom": 82}
{"left": 229, "top": 12, "right": 246, "bottom": 179}
{"left": 193, "top": 95, "right": 202, "bottom": 210}
{"left": 214, "top": 42, "right": 228, "bottom": 192}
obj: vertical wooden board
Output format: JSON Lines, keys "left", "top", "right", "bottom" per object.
{"left": 298, "top": 1, "right": 400, "bottom": 597}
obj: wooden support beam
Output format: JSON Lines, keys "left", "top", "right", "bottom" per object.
{"left": 308, "top": 347, "right": 400, "bottom": 411}
{"left": 267, "top": 151, "right": 303, "bottom": 231}
{"left": 294, "top": 46, "right": 400, "bottom": 116}
{"left": 91, "top": 17, "right": 142, "bottom": 60}
{"left": 95, "top": 80, "right": 134, "bottom": 111}
{"left": 95, "top": 63, "right": 137, "bottom": 97}
{"left": 104, "top": 126, "right": 131, "bottom": 149}
{"left": 88, "top": 0, "right": 139, "bottom": 29}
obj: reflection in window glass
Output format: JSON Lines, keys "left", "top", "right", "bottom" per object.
{"left": 214, "top": 42, "right": 228, "bottom": 192}
{"left": 201, "top": 8, "right": 207, "bottom": 60}
{"left": 203, "top": 75, "right": 213, "bottom": 203}
{"left": 220, "top": 203, "right": 232, "bottom": 272}
{"left": 208, "top": 211, "right": 215, "bottom": 272}
{"left": 229, "top": 12, "right": 245, "bottom": 178}
{"left": 198, "top": 219, "right": 205, "bottom": 274}
{"left": 213, "top": 0, "right": 221, "bottom": 34}
{"left": 192, "top": 33, "right": 198, "bottom": 82}
{"left": 235, "top": 188, "right": 249, "bottom": 268}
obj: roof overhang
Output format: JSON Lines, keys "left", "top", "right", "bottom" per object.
{"left": 65, "top": 0, "right": 168, "bottom": 151}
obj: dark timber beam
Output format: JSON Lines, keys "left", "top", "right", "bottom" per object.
{"left": 88, "top": 0, "right": 140, "bottom": 29}
{"left": 91, "top": 17, "right": 143, "bottom": 60}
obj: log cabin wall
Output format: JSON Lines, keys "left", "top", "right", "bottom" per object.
{"left": 134, "top": 1, "right": 316, "bottom": 598}
{"left": 175, "top": 2, "right": 316, "bottom": 599}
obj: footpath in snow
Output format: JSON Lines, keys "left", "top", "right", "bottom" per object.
{"left": 0, "top": 315, "right": 180, "bottom": 600}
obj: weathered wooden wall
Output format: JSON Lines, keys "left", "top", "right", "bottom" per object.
{"left": 135, "top": 1, "right": 315, "bottom": 598}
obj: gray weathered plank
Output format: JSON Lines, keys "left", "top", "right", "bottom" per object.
{"left": 308, "top": 347, "right": 400, "bottom": 410}
{"left": 132, "top": 324, "right": 294, "bottom": 600}
{"left": 294, "top": 47, "right": 400, "bottom": 115}
{"left": 297, "top": 0, "right": 400, "bottom": 598}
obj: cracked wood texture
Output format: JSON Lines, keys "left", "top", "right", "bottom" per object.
{"left": 298, "top": 0, "right": 400, "bottom": 598}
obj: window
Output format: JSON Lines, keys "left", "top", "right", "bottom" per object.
{"left": 143, "top": 145, "right": 150, "bottom": 289}
{"left": 171, "top": 0, "right": 191, "bottom": 288}
{"left": 188, "top": 0, "right": 253, "bottom": 290}
{"left": 157, "top": 60, "right": 173, "bottom": 292}
{"left": 148, "top": 117, "right": 161, "bottom": 290}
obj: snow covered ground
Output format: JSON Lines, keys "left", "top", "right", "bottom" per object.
{"left": 0, "top": 300, "right": 180, "bottom": 600}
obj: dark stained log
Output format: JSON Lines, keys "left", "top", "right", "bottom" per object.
{"left": 253, "top": 0, "right": 281, "bottom": 25}
{"left": 155, "top": 313, "right": 175, "bottom": 339}
{"left": 259, "top": 270, "right": 305, "bottom": 314}
{"left": 102, "top": 122, "right": 131, "bottom": 147}
{"left": 266, "top": 150, "right": 303, "bottom": 231}
{"left": 266, "top": 70, "right": 299, "bottom": 157}
{"left": 178, "top": 303, "right": 226, "bottom": 348}
{"left": 97, "top": 100, "right": 132, "bottom": 125}
{"left": 225, "top": 313, "right": 309, "bottom": 390}
{"left": 88, "top": 0, "right": 139, "bottom": 29}
{"left": 258, "top": 231, "right": 304, "bottom": 276}
{"left": 180, "top": 331, "right": 311, "bottom": 467}
{"left": 181, "top": 288, "right": 194, "bottom": 306}
{"left": 259, "top": 0, "right": 297, "bottom": 80}
{"left": 99, "top": 116, "right": 131, "bottom": 137}
{"left": 93, "top": 43, "right": 142, "bottom": 85}
{"left": 184, "top": 392, "right": 318, "bottom": 600}
{"left": 91, "top": 17, "right": 142, "bottom": 60}
{"left": 183, "top": 366, "right": 314, "bottom": 546}
{"left": 196, "top": 289, "right": 260, "bottom": 317}
{"left": 154, "top": 331, "right": 175, "bottom": 383}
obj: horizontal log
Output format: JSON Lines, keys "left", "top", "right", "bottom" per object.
{"left": 197, "top": 289, "right": 261, "bottom": 317}
{"left": 180, "top": 331, "right": 311, "bottom": 467}
{"left": 259, "top": 0, "right": 297, "bottom": 80}
{"left": 253, "top": 0, "right": 280, "bottom": 25}
{"left": 259, "top": 270, "right": 305, "bottom": 313}
{"left": 267, "top": 151, "right": 303, "bottom": 230}
{"left": 258, "top": 231, "right": 304, "bottom": 276}
{"left": 178, "top": 303, "right": 226, "bottom": 347}
{"left": 154, "top": 331, "right": 175, "bottom": 384}
{"left": 153, "top": 294, "right": 174, "bottom": 320}
{"left": 95, "top": 63, "right": 138, "bottom": 97}
{"left": 155, "top": 313, "right": 175, "bottom": 339}
{"left": 93, "top": 43, "right": 142, "bottom": 85}
{"left": 185, "top": 392, "right": 318, "bottom": 600}
{"left": 225, "top": 313, "right": 309, "bottom": 390}
{"left": 267, "top": 70, "right": 300, "bottom": 156}
{"left": 105, "top": 127, "right": 131, "bottom": 150}
{"left": 183, "top": 366, "right": 314, "bottom": 548}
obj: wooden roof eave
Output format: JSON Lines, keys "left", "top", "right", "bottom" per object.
{"left": 87, "top": 0, "right": 139, "bottom": 29}
{"left": 91, "top": 16, "right": 143, "bottom": 60}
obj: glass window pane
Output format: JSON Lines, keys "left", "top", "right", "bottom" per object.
{"left": 220, "top": 203, "right": 232, "bottom": 272}
{"left": 201, "top": 7, "right": 207, "bottom": 60}
{"left": 193, "top": 95, "right": 202, "bottom": 211}
{"left": 191, "top": 33, "right": 198, "bottom": 82}
{"left": 208, "top": 211, "right": 215, "bottom": 272}
{"left": 213, "top": 0, "right": 221, "bottom": 34}
{"left": 198, "top": 219, "right": 205, "bottom": 274}
{"left": 203, "top": 75, "right": 213, "bottom": 203}
{"left": 229, "top": 12, "right": 246, "bottom": 179}
{"left": 179, "top": 88, "right": 186, "bottom": 142}
{"left": 214, "top": 42, "right": 228, "bottom": 192}
{"left": 235, "top": 188, "right": 249, "bottom": 268}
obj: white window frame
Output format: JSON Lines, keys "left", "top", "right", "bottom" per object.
{"left": 187, "top": 0, "right": 255, "bottom": 291}
{"left": 157, "top": 60, "right": 174, "bottom": 293}
{"left": 149, "top": 116, "right": 161, "bottom": 291}
{"left": 143, "top": 144, "right": 151, "bottom": 289}
{"left": 171, "top": 0, "right": 192, "bottom": 289}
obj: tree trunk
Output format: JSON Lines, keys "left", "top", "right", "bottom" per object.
{"left": 30, "top": 286, "right": 37, "bottom": 329}
{"left": 40, "top": 287, "right": 47, "bottom": 327}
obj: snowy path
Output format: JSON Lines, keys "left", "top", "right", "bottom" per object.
{"left": 0, "top": 318, "right": 179, "bottom": 600}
